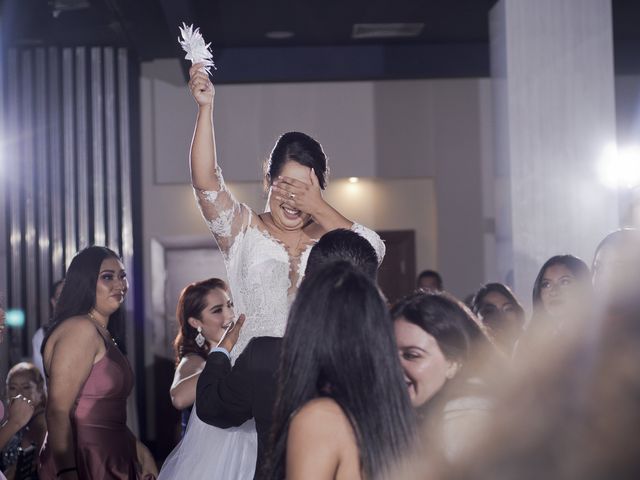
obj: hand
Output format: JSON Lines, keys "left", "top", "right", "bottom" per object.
{"left": 188, "top": 62, "right": 214, "bottom": 108}
{"left": 7, "top": 394, "right": 34, "bottom": 430}
{"left": 219, "top": 314, "right": 246, "bottom": 353}
{"left": 272, "top": 168, "right": 325, "bottom": 218}
{"left": 136, "top": 439, "right": 159, "bottom": 478}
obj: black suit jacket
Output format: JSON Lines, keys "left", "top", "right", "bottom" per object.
{"left": 196, "top": 336, "right": 281, "bottom": 477}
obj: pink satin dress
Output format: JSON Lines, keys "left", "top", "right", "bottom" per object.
{"left": 39, "top": 339, "right": 143, "bottom": 479}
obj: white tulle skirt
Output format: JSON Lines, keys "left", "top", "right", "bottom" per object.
{"left": 158, "top": 406, "right": 257, "bottom": 479}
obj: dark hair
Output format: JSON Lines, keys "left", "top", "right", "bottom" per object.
{"left": 532, "top": 255, "right": 590, "bottom": 318}
{"left": 417, "top": 270, "right": 444, "bottom": 290}
{"left": 41, "top": 246, "right": 125, "bottom": 356}
{"left": 6, "top": 361, "right": 47, "bottom": 410}
{"left": 173, "top": 278, "right": 228, "bottom": 364}
{"left": 305, "top": 229, "right": 378, "bottom": 280}
{"left": 264, "top": 131, "right": 328, "bottom": 191}
{"left": 264, "top": 262, "right": 416, "bottom": 479}
{"left": 391, "top": 290, "right": 494, "bottom": 380}
{"left": 49, "top": 278, "right": 65, "bottom": 317}
{"left": 472, "top": 283, "right": 524, "bottom": 318}
{"left": 50, "top": 278, "right": 65, "bottom": 300}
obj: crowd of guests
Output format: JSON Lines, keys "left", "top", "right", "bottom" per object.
{"left": 0, "top": 59, "right": 638, "bottom": 480}
{"left": 158, "top": 226, "right": 640, "bottom": 480}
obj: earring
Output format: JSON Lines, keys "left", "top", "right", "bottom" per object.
{"left": 195, "top": 326, "right": 206, "bottom": 348}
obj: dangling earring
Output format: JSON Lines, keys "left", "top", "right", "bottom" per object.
{"left": 195, "top": 326, "right": 206, "bottom": 348}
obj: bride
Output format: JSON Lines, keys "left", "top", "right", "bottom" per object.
{"left": 158, "top": 62, "right": 385, "bottom": 479}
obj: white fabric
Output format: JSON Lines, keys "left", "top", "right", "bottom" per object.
{"left": 32, "top": 327, "right": 45, "bottom": 383}
{"left": 158, "top": 409, "right": 257, "bottom": 480}
{"left": 158, "top": 165, "right": 385, "bottom": 479}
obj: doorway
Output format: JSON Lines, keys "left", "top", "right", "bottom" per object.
{"left": 377, "top": 230, "right": 416, "bottom": 304}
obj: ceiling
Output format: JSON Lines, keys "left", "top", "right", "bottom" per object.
{"left": 2, "top": 0, "right": 640, "bottom": 82}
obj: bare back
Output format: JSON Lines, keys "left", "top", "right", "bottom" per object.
{"left": 286, "top": 397, "right": 361, "bottom": 480}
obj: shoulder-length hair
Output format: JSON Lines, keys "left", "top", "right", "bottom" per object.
{"left": 264, "top": 261, "right": 416, "bottom": 479}
{"left": 41, "top": 246, "right": 126, "bottom": 356}
{"left": 6, "top": 362, "right": 47, "bottom": 410}
{"left": 173, "top": 278, "right": 228, "bottom": 364}
{"left": 391, "top": 290, "right": 496, "bottom": 381}
{"left": 532, "top": 255, "right": 591, "bottom": 319}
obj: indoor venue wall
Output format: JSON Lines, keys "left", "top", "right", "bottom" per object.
{"left": 0, "top": 46, "right": 140, "bottom": 391}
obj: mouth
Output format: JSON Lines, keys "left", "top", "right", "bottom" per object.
{"left": 111, "top": 293, "right": 125, "bottom": 301}
{"left": 222, "top": 320, "right": 234, "bottom": 330}
{"left": 281, "top": 204, "right": 301, "bottom": 220}
{"left": 404, "top": 375, "right": 415, "bottom": 394}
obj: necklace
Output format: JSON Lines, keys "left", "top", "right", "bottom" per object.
{"left": 87, "top": 311, "right": 118, "bottom": 346}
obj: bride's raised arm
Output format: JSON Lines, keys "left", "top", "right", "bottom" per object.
{"left": 188, "top": 63, "right": 249, "bottom": 253}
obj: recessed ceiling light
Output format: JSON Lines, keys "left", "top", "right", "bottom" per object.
{"left": 265, "top": 31, "right": 295, "bottom": 40}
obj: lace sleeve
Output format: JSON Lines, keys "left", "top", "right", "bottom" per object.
{"left": 351, "top": 223, "right": 386, "bottom": 265}
{"left": 193, "top": 165, "right": 251, "bottom": 254}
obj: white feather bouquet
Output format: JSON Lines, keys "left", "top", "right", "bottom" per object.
{"left": 178, "top": 22, "right": 216, "bottom": 74}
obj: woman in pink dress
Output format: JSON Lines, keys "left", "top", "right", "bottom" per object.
{"left": 39, "top": 246, "right": 155, "bottom": 480}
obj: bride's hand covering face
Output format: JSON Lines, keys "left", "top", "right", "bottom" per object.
{"left": 269, "top": 162, "right": 324, "bottom": 231}
{"left": 272, "top": 167, "right": 325, "bottom": 223}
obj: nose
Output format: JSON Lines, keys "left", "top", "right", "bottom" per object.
{"left": 116, "top": 276, "right": 128, "bottom": 292}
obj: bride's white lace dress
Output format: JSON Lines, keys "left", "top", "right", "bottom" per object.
{"left": 158, "top": 166, "right": 385, "bottom": 479}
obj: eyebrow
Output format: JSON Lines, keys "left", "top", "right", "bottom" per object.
{"left": 210, "top": 304, "right": 224, "bottom": 310}
{"left": 400, "top": 346, "right": 427, "bottom": 352}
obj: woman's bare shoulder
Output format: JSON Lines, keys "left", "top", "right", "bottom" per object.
{"left": 288, "top": 398, "right": 360, "bottom": 479}
{"left": 291, "top": 397, "right": 353, "bottom": 435}
{"left": 48, "top": 315, "right": 100, "bottom": 341}
{"left": 45, "top": 316, "right": 104, "bottom": 359}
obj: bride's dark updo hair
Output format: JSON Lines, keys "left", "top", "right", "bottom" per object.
{"left": 264, "top": 132, "right": 329, "bottom": 191}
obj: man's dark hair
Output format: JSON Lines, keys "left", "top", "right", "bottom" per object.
{"left": 417, "top": 269, "right": 444, "bottom": 290}
{"left": 305, "top": 228, "right": 378, "bottom": 281}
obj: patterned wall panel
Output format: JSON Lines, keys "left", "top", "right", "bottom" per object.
{"left": 2, "top": 46, "right": 137, "bottom": 364}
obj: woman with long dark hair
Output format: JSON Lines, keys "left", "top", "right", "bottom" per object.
{"left": 472, "top": 283, "right": 525, "bottom": 356}
{"left": 530, "top": 255, "right": 591, "bottom": 336}
{"left": 264, "top": 262, "right": 416, "bottom": 480}
{"left": 169, "top": 278, "right": 236, "bottom": 436}
{"left": 38, "top": 246, "right": 155, "bottom": 480}
{"left": 391, "top": 291, "right": 498, "bottom": 461}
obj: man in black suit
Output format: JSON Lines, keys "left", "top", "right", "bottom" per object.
{"left": 195, "top": 228, "right": 380, "bottom": 477}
